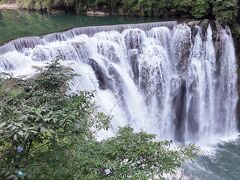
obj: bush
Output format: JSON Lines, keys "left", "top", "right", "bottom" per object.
{"left": 0, "top": 60, "right": 110, "bottom": 179}
{"left": 192, "top": 0, "right": 210, "bottom": 19}
{"left": 212, "top": 0, "right": 238, "bottom": 24}
{"left": 0, "top": 60, "right": 198, "bottom": 179}
{"left": 26, "top": 127, "right": 198, "bottom": 179}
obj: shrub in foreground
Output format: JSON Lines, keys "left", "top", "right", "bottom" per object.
{"left": 0, "top": 60, "right": 198, "bottom": 179}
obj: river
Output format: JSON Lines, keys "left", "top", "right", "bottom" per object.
{"left": 0, "top": 9, "right": 159, "bottom": 44}
{"left": 185, "top": 137, "right": 240, "bottom": 180}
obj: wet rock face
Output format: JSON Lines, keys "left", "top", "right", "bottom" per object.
{"left": 172, "top": 26, "right": 192, "bottom": 73}
{"left": 123, "top": 29, "right": 144, "bottom": 54}
{"left": 73, "top": 42, "right": 90, "bottom": 63}
{"left": 200, "top": 19, "right": 210, "bottom": 37}
{"left": 208, "top": 21, "right": 226, "bottom": 77}
{"left": 0, "top": 59, "right": 14, "bottom": 71}
{"left": 191, "top": 26, "right": 199, "bottom": 41}
{"left": 89, "top": 58, "right": 110, "bottom": 90}
{"left": 129, "top": 50, "right": 139, "bottom": 84}
{"left": 97, "top": 43, "right": 120, "bottom": 64}
{"left": 187, "top": 20, "right": 223, "bottom": 74}
{"left": 177, "top": 43, "right": 191, "bottom": 73}
{"left": 172, "top": 78, "right": 187, "bottom": 142}
{"left": 89, "top": 57, "right": 124, "bottom": 97}
{"left": 32, "top": 46, "right": 51, "bottom": 61}
{"left": 187, "top": 19, "right": 214, "bottom": 37}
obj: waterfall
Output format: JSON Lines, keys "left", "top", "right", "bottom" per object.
{"left": 0, "top": 21, "right": 238, "bottom": 143}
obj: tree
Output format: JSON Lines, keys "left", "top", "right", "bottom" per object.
{"left": 212, "top": 0, "right": 238, "bottom": 24}
{"left": 192, "top": 0, "right": 210, "bottom": 19}
{"left": 27, "top": 126, "right": 198, "bottom": 179}
{"left": 0, "top": 60, "right": 198, "bottom": 179}
{"left": 0, "top": 60, "right": 110, "bottom": 179}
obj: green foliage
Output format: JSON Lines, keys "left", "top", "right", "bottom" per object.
{"left": 0, "top": 60, "right": 198, "bottom": 179}
{"left": 15, "top": 0, "right": 240, "bottom": 25}
{"left": 0, "top": 60, "right": 110, "bottom": 179}
{"left": 192, "top": 0, "right": 210, "bottom": 19}
{"left": 98, "top": 127, "right": 198, "bottom": 179}
{"left": 25, "top": 127, "right": 198, "bottom": 179}
{"left": 172, "top": 0, "right": 193, "bottom": 12}
{"left": 212, "top": 0, "right": 238, "bottom": 24}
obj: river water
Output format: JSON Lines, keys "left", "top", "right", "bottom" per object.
{"left": 185, "top": 137, "right": 240, "bottom": 180}
{"left": 0, "top": 10, "right": 239, "bottom": 180}
{"left": 0, "top": 9, "right": 159, "bottom": 44}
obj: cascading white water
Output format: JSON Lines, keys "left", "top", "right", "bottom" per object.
{"left": 0, "top": 21, "right": 238, "bottom": 143}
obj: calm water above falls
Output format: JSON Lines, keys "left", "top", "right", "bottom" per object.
{"left": 0, "top": 15, "right": 239, "bottom": 179}
{"left": 0, "top": 10, "right": 159, "bottom": 44}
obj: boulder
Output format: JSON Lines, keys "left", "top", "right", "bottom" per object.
{"left": 86, "top": 11, "right": 110, "bottom": 16}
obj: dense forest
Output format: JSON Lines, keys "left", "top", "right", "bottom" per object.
{"left": 15, "top": 0, "right": 238, "bottom": 24}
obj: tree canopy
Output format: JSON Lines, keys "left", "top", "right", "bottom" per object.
{"left": 15, "top": 0, "right": 239, "bottom": 24}
{"left": 0, "top": 60, "right": 198, "bottom": 179}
